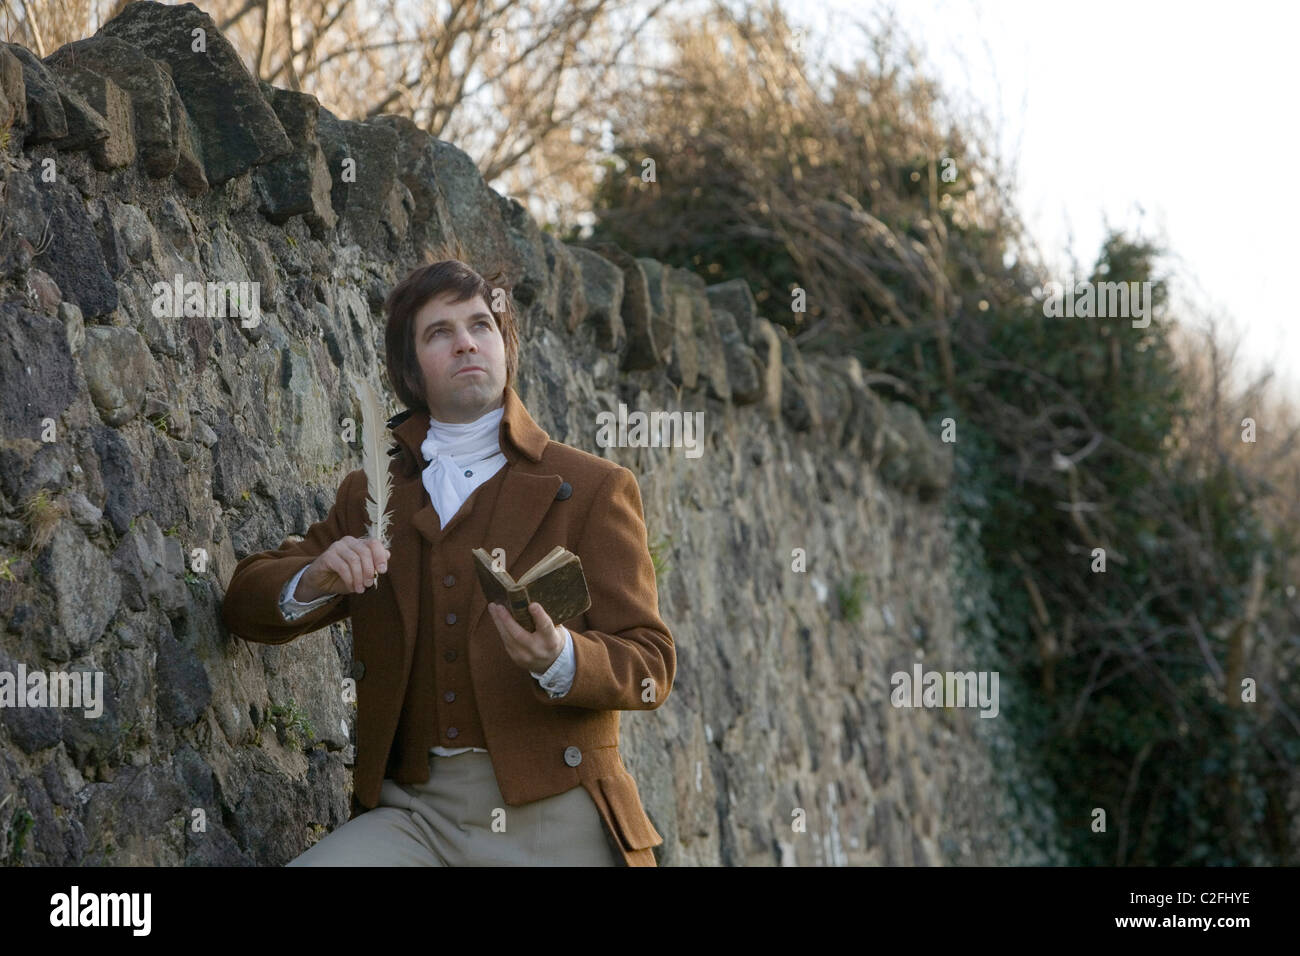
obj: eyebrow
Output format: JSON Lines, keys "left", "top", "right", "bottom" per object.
{"left": 419, "top": 312, "right": 494, "bottom": 335}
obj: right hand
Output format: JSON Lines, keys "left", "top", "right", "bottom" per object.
{"left": 298, "top": 536, "right": 390, "bottom": 599}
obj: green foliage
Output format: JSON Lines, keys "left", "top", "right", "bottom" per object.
{"left": 836, "top": 573, "right": 867, "bottom": 623}
{"left": 2, "top": 805, "right": 35, "bottom": 865}
{"left": 945, "top": 238, "right": 1291, "bottom": 866}
{"left": 648, "top": 534, "right": 672, "bottom": 582}
{"left": 255, "top": 698, "right": 317, "bottom": 750}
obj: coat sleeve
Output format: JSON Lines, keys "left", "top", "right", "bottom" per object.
{"left": 527, "top": 466, "right": 675, "bottom": 711}
{"left": 220, "top": 468, "right": 363, "bottom": 646}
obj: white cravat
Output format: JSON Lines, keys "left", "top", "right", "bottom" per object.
{"left": 420, "top": 404, "right": 508, "bottom": 528}
{"left": 277, "top": 400, "right": 577, "bottom": 755}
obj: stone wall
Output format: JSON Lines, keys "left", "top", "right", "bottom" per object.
{"left": 0, "top": 2, "right": 1062, "bottom": 865}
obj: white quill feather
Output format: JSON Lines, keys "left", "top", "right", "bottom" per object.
{"left": 351, "top": 375, "right": 393, "bottom": 587}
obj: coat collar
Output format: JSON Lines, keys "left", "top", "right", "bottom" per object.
{"left": 387, "top": 384, "right": 549, "bottom": 468}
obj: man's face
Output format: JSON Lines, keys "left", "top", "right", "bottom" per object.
{"left": 413, "top": 291, "right": 507, "bottom": 423}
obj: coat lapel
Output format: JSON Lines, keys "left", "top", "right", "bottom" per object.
{"left": 466, "top": 468, "right": 564, "bottom": 638}
{"left": 381, "top": 476, "right": 427, "bottom": 666}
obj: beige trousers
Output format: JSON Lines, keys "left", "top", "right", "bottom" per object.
{"left": 286, "top": 750, "right": 623, "bottom": 866}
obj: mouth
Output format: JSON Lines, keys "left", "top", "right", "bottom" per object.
{"left": 455, "top": 367, "right": 486, "bottom": 376}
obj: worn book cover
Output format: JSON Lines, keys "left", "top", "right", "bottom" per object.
{"left": 472, "top": 545, "right": 592, "bottom": 632}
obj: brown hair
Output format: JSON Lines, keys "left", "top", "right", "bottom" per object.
{"left": 383, "top": 248, "right": 520, "bottom": 413}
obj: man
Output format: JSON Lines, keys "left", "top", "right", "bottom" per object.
{"left": 221, "top": 258, "right": 674, "bottom": 866}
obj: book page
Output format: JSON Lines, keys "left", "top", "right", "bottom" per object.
{"left": 518, "top": 545, "right": 570, "bottom": 586}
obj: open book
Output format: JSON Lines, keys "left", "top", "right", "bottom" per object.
{"left": 472, "top": 545, "right": 592, "bottom": 632}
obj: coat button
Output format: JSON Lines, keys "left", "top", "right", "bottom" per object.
{"left": 446, "top": 726, "right": 459, "bottom": 739}
{"left": 563, "top": 745, "right": 582, "bottom": 767}
{"left": 444, "top": 650, "right": 457, "bottom": 662}
{"left": 351, "top": 660, "right": 365, "bottom": 681}
{"left": 555, "top": 481, "right": 572, "bottom": 501}
{"left": 445, "top": 612, "right": 457, "bottom": 625}
{"left": 443, "top": 574, "right": 455, "bottom": 587}
{"left": 444, "top": 691, "right": 456, "bottom": 702}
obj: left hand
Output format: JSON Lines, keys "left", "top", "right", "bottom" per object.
{"left": 488, "top": 601, "right": 564, "bottom": 673}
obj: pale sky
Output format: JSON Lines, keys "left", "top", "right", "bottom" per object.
{"left": 788, "top": 0, "right": 1300, "bottom": 408}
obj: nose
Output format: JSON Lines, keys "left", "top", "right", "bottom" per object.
{"left": 453, "top": 326, "right": 477, "bottom": 353}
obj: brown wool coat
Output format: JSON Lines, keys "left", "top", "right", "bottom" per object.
{"left": 221, "top": 385, "right": 674, "bottom": 866}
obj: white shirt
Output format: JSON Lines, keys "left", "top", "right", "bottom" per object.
{"left": 277, "top": 403, "right": 577, "bottom": 755}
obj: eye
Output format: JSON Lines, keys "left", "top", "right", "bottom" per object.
{"left": 475, "top": 320, "right": 491, "bottom": 330}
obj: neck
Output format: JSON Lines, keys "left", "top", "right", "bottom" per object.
{"left": 428, "top": 390, "right": 504, "bottom": 425}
